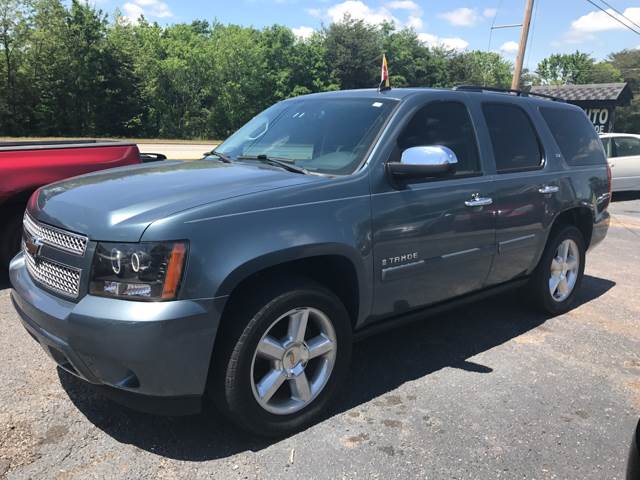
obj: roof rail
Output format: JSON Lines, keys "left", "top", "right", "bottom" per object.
{"left": 453, "top": 85, "right": 565, "bottom": 102}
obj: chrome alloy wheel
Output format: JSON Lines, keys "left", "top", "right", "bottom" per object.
{"left": 250, "top": 307, "right": 337, "bottom": 415}
{"left": 549, "top": 238, "right": 580, "bottom": 302}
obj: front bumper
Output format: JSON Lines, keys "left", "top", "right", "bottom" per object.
{"left": 10, "top": 253, "right": 227, "bottom": 413}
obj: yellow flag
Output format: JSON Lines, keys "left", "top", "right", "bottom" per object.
{"left": 380, "top": 54, "right": 390, "bottom": 90}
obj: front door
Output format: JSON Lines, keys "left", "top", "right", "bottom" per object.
{"left": 370, "top": 100, "right": 495, "bottom": 318}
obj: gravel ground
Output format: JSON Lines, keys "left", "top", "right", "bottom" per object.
{"left": 1, "top": 195, "right": 639, "bottom": 480}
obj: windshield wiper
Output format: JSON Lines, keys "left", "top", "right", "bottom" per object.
{"left": 237, "top": 154, "right": 310, "bottom": 175}
{"left": 204, "top": 149, "right": 233, "bottom": 163}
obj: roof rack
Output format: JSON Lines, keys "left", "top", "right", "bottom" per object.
{"left": 453, "top": 85, "right": 565, "bottom": 102}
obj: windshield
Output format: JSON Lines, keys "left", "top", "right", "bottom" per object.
{"left": 215, "top": 97, "right": 397, "bottom": 175}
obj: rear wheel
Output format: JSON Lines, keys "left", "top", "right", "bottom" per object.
{"left": 528, "top": 225, "right": 585, "bottom": 315}
{"left": 210, "top": 278, "right": 352, "bottom": 436}
{"left": 0, "top": 206, "right": 24, "bottom": 268}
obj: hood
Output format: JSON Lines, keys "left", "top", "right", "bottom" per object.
{"left": 31, "top": 160, "right": 316, "bottom": 241}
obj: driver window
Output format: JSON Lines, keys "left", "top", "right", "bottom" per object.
{"left": 397, "top": 101, "right": 481, "bottom": 177}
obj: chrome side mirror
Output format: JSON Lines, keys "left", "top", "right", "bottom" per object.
{"left": 388, "top": 145, "right": 458, "bottom": 181}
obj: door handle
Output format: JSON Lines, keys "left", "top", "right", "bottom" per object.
{"left": 538, "top": 185, "right": 559, "bottom": 194}
{"left": 465, "top": 196, "right": 493, "bottom": 207}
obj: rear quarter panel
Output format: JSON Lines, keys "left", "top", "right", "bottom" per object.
{"left": 529, "top": 102, "right": 610, "bottom": 251}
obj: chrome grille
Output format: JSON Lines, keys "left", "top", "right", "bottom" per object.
{"left": 23, "top": 247, "right": 81, "bottom": 298}
{"left": 23, "top": 214, "right": 88, "bottom": 256}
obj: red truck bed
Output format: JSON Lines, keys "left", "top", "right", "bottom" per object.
{"left": 0, "top": 140, "right": 163, "bottom": 266}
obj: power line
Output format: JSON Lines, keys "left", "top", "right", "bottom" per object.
{"left": 596, "top": 0, "right": 640, "bottom": 32}
{"left": 525, "top": 0, "right": 541, "bottom": 71}
{"left": 487, "top": 0, "right": 504, "bottom": 51}
{"left": 585, "top": 0, "right": 640, "bottom": 36}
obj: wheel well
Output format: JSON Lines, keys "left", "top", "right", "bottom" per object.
{"left": 551, "top": 207, "right": 593, "bottom": 247}
{"left": 224, "top": 255, "right": 360, "bottom": 328}
{"left": 2, "top": 189, "right": 35, "bottom": 212}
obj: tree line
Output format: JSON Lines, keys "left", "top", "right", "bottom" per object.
{"left": 1, "top": 0, "right": 638, "bottom": 139}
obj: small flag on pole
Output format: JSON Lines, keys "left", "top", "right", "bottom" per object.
{"left": 379, "top": 53, "right": 390, "bottom": 92}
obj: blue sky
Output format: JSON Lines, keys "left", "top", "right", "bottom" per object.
{"left": 108, "top": 0, "right": 640, "bottom": 68}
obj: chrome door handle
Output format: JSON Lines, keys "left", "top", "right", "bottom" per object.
{"left": 538, "top": 185, "right": 559, "bottom": 194}
{"left": 465, "top": 196, "right": 493, "bottom": 207}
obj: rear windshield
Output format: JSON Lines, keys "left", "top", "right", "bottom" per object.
{"left": 539, "top": 107, "right": 606, "bottom": 166}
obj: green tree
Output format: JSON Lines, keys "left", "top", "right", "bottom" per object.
{"left": 587, "top": 62, "right": 623, "bottom": 83}
{"left": 323, "top": 16, "right": 382, "bottom": 90}
{"left": 536, "top": 51, "right": 594, "bottom": 85}
{"left": 0, "top": 0, "right": 33, "bottom": 133}
{"left": 447, "top": 50, "right": 511, "bottom": 88}
{"left": 608, "top": 49, "right": 640, "bottom": 133}
{"left": 382, "top": 26, "right": 452, "bottom": 88}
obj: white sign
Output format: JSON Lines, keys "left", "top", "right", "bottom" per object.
{"left": 583, "top": 108, "right": 611, "bottom": 133}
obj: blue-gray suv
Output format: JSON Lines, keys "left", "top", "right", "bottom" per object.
{"left": 10, "top": 87, "right": 611, "bottom": 436}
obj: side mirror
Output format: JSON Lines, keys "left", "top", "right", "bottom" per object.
{"left": 387, "top": 145, "right": 458, "bottom": 181}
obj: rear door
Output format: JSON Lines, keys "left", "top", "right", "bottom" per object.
{"left": 610, "top": 136, "right": 640, "bottom": 191}
{"left": 480, "top": 101, "right": 560, "bottom": 286}
{"left": 370, "top": 98, "right": 496, "bottom": 318}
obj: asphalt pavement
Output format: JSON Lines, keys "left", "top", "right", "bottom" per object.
{"left": 1, "top": 194, "right": 639, "bottom": 479}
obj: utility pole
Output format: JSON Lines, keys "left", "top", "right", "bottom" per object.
{"left": 511, "top": 0, "right": 534, "bottom": 90}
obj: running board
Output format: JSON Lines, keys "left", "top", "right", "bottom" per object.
{"left": 353, "top": 278, "right": 529, "bottom": 342}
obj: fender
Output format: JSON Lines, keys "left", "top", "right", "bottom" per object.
{"left": 532, "top": 201, "right": 597, "bottom": 271}
{"left": 215, "top": 242, "right": 371, "bottom": 325}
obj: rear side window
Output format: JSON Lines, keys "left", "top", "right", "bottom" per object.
{"left": 482, "top": 103, "right": 542, "bottom": 173}
{"left": 540, "top": 107, "right": 606, "bottom": 166}
{"left": 613, "top": 136, "right": 640, "bottom": 157}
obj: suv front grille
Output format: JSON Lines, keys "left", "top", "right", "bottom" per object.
{"left": 23, "top": 214, "right": 88, "bottom": 256}
{"left": 23, "top": 249, "right": 81, "bottom": 298}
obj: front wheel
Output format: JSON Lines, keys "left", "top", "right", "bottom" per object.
{"left": 210, "top": 279, "right": 352, "bottom": 436}
{"left": 528, "top": 225, "right": 586, "bottom": 315}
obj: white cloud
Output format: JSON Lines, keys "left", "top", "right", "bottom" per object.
{"left": 122, "top": 2, "right": 143, "bottom": 22}
{"left": 500, "top": 40, "right": 519, "bottom": 54}
{"left": 122, "top": 0, "right": 172, "bottom": 23}
{"left": 406, "top": 15, "right": 423, "bottom": 29}
{"left": 385, "top": 0, "right": 423, "bottom": 29}
{"left": 483, "top": 7, "right": 497, "bottom": 18}
{"left": 318, "top": 0, "right": 425, "bottom": 30}
{"left": 437, "top": 7, "right": 480, "bottom": 27}
{"left": 571, "top": 7, "right": 640, "bottom": 33}
{"left": 306, "top": 8, "right": 323, "bottom": 18}
{"left": 418, "top": 32, "right": 469, "bottom": 50}
{"left": 564, "top": 7, "right": 640, "bottom": 43}
{"left": 386, "top": 0, "right": 419, "bottom": 10}
{"left": 292, "top": 26, "right": 314, "bottom": 39}
{"left": 327, "top": 1, "right": 398, "bottom": 25}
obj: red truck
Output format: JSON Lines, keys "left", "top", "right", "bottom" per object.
{"left": 0, "top": 140, "right": 164, "bottom": 266}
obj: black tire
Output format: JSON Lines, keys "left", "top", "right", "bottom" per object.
{"left": 0, "top": 206, "right": 24, "bottom": 268}
{"left": 528, "top": 225, "right": 586, "bottom": 315}
{"left": 209, "top": 277, "right": 352, "bottom": 437}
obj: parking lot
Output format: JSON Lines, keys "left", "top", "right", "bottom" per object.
{"left": 0, "top": 194, "right": 639, "bottom": 479}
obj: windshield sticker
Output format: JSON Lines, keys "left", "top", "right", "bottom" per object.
{"left": 372, "top": 102, "right": 383, "bottom": 108}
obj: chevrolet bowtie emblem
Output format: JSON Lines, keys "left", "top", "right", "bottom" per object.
{"left": 25, "top": 235, "right": 44, "bottom": 259}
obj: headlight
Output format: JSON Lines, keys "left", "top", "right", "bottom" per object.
{"left": 90, "top": 241, "right": 188, "bottom": 301}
